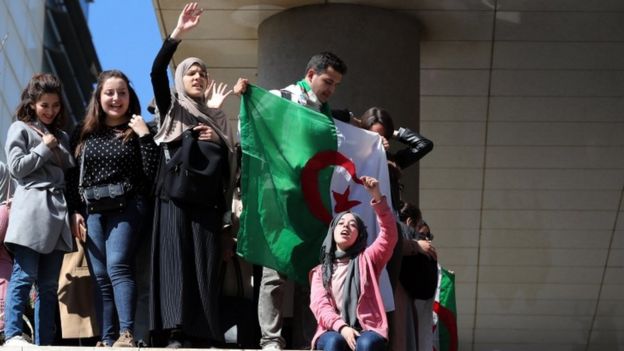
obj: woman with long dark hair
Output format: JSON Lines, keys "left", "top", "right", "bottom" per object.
{"left": 66, "top": 70, "right": 158, "bottom": 347}
{"left": 3, "top": 73, "right": 75, "bottom": 346}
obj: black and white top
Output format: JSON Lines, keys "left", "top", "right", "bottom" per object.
{"left": 271, "top": 84, "right": 323, "bottom": 113}
{"left": 66, "top": 123, "right": 159, "bottom": 214}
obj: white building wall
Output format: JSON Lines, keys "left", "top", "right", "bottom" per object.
{"left": 0, "top": 0, "right": 45, "bottom": 162}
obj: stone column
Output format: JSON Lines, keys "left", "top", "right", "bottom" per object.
{"left": 258, "top": 4, "right": 422, "bottom": 202}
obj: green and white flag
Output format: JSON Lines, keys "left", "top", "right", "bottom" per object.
{"left": 433, "top": 266, "right": 458, "bottom": 351}
{"left": 237, "top": 85, "right": 392, "bottom": 285}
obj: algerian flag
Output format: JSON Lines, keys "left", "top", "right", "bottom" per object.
{"left": 237, "top": 84, "right": 392, "bottom": 288}
{"left": 433, "top": 265, "right": 458, "bottom": 351}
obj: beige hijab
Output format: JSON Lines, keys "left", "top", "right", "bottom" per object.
{"left": 153, "top": 57, "right": 235, "bottom": 152}
{"left": 154, "top": 57, "right": 238, "bottom": 210}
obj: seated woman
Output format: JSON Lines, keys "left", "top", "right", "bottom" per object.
{"left": 309, "top": 176, "right": 397, "bottom": 351}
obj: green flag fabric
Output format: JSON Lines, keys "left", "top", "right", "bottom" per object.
{"left": 434, "top": 266, "right": 458, "bottom": 351}
{"left": 237, "top": 85, "right": 392, "bottom": 285}
{"left": 238, "top": 85, "right": 336, "bottom": 283}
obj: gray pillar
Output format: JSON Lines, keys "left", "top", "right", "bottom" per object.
{"left": 258, "top": 4, "right": 422, "bottom": 204}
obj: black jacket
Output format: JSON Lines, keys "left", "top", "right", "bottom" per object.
{"left": 391, "top": 127, "right": 434, "bottom": 170}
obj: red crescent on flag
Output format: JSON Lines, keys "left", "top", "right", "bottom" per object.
{"left": 301, "top": 150, "right": 363, "bottom": 224}
{"left": 433, "top": 301, "right": 458, "bottom": 351}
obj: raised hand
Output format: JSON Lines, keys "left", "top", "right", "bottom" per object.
{"left": 233, "top": 78, "right": 249, "bottom": 96}
{"left": 203, "top": 79, "right": 215, "bottom": 100}
{"left": 128, "top": 114, "right": 150, "bottom": 137}
{"left": 206, "top": 82, "right": 233, "bottom": 109}
{"left": 360, "top": 176, "right": 382, "bottom": 202}
{"left": 171, "top": 2, "right": 203, "bottom": 40}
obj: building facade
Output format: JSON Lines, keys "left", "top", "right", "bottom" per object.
{"left": 0, "top": 0, "right": 99, "bottom": 162}
{"left": 152, "top": 1, "right": 624, "bottom": 350}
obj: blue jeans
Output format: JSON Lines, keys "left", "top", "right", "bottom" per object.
{"left": 3, "top": 245, "right": 64, "bottom": 345}
{"left": 85, "top": 196, "right": 145, "bottom": 344}
{"left": 316, "top": 330, "right": 387, "bottom": 351}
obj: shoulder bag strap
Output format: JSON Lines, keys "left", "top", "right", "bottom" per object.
{"left": 78, "top": 142, "right": 86, "bottom": 188}
{"left": 163, "top": 143, "right": 171, "bottom": 162}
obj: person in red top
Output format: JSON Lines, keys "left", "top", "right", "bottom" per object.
{"left": 309, "top": 176, "right": 398, "bottom": 351}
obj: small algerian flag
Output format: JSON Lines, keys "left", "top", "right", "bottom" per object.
{"left": 433, "top": 265, "right": 458, "bottom": 351}
{"left": 237, "top": 85, "right": 392, "bottom": 285}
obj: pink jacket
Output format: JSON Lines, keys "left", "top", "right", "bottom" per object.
{"left": 309, "top": 198, "right": 398, "bottom": 348}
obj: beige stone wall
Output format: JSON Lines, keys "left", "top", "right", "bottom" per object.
{"left": 154, "top": 1, "right": 624, "bottom": 349}
{"left": 410, "top": 1, "right": 624, "bottom": 350}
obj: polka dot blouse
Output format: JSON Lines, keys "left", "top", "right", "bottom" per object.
{"left": 66, "top": 124, "right": 159, "bottom": 213}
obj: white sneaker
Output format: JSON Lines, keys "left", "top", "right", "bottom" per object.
{"left": 4, "top": 335, "right": 32, "bottom": 346}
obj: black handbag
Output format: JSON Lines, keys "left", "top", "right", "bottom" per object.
{"left": 162, "top": 130, "right": 224, "bottom": 206}
{"left": 218, "top": 255, "right": 260, "bottom": 349}
{"left": 400, "top": 254, "right": 438, "bottom": 300}
{"left": 79, "top": 144, "right": 127, "bottom": 214}
{"left": 398, "top": 222, "right": 439, "bottom": 300}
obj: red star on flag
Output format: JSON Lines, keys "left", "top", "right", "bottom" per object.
{"left": 332, "top": 186, "right": 361, "bottom": 213}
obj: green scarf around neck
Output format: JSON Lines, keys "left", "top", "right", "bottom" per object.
{"left": 297, "top": 79, "right": 332, "bottom": 118}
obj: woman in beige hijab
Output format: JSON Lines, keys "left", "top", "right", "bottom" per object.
{"left": 148, "top": 2, "right": 246, "bottom": 347}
